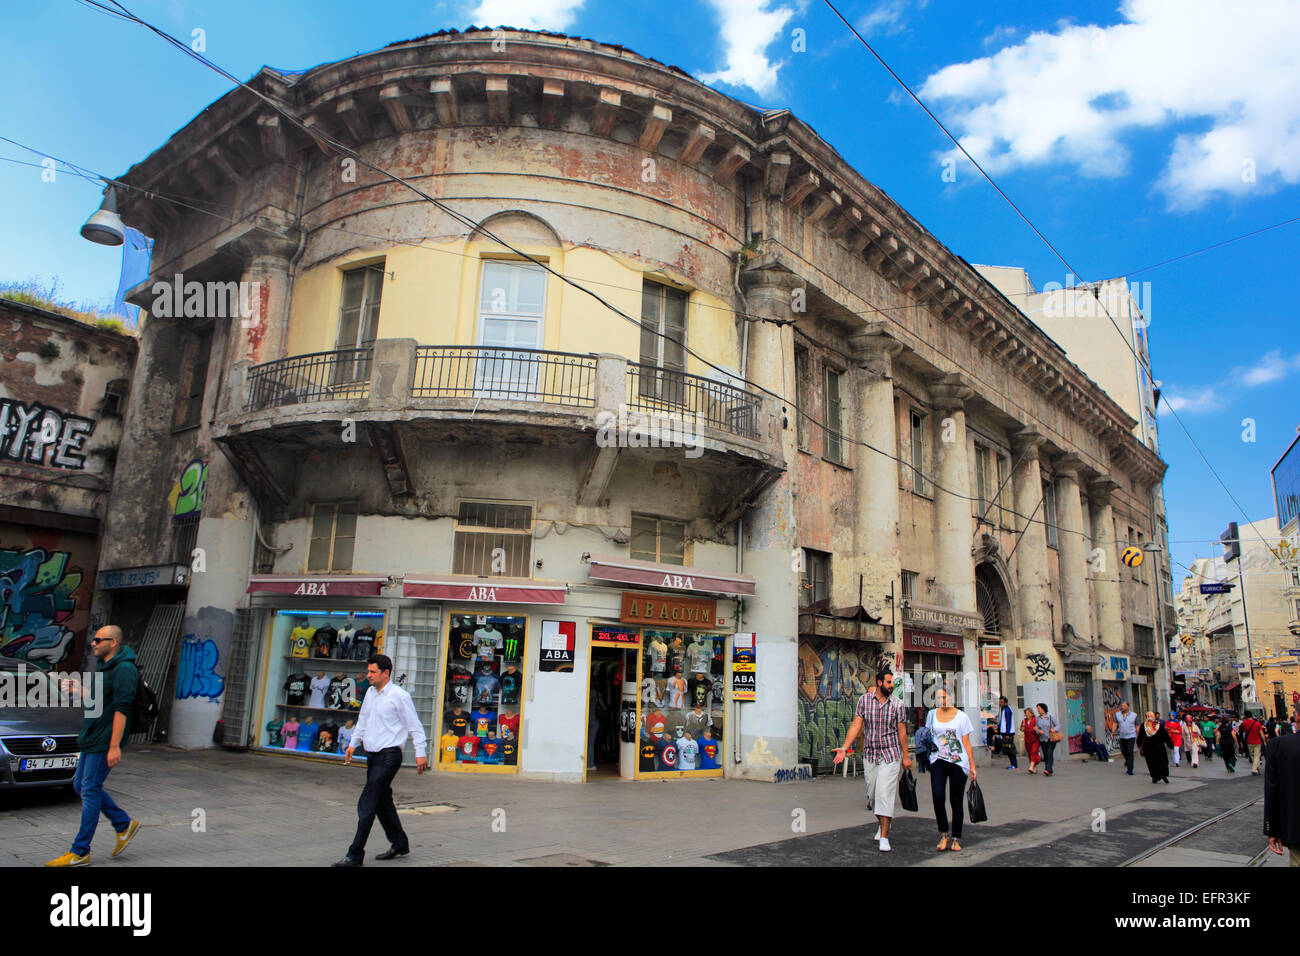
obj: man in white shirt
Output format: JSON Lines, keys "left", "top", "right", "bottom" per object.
{"left": 333, "top": 654, "right": 428, "bottom": 867}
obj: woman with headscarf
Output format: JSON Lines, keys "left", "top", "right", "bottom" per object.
{"left": 1137, "top": 712, "right": 1172, "bottom": 783}
{"left": 1218, "top": 717, "right": 1237, "bottom": 773}
{"left": 1183, "top": 715, "right": 1202, "bottom": 769}
{"left": 1021, "top": 707, "right": 1041, "bottom": 774}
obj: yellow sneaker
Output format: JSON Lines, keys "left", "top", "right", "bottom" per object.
{"left": 45, "top": 851, "right": 90, "bottom": 867}
{"left": 112, "top": 819, "right": 141, "bottom": 858}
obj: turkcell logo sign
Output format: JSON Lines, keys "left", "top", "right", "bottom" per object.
{"left": 1199, "top": 583, "right": 1233, "bottom": 595}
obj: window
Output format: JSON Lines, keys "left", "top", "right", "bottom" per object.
{"left": 170, "top": 519, "right": 199, "bottom": 566}
{"left": 974, "top": 444, "right": 991, "bottom": 519}
{"left": 909, "top": 410, "right": 929, "bottom": 496}
{"left": 101, "top": 380, "right": 129, "bottom": 417}
{"left": 175, "top": 328, "right": 211, "bottom": 431}
{"left": 823, "top": 367, "right": 844, "bottom": 464}
{"left": 639, "top": 279, "right": 687, "bottom": 403}
{"left": 453, "top": 500, "right": 533, "bottom": 577}
{"left": 1133, "top": 624, "right": 1156, "bottom": 657}
{"left": 1044, "top": 480, "right": 1059, "bottom": 549}
{"left": 307, "top": 502, "right": 358, "bottom": 572}
{"left": 630, "top": 514, "right": 686, "bottom": 565}
{"left": 337, "top": 264, "right": 384, "bottom": 351}
{"left": 439, "top": 612, "right": 527, "bottom": 771}
{"left": 478, "top": 261, "right": 547, "bottom": 396}
{"left": 800, "top": 549, "right": 831, "bottom": 608}
{"left": 901, "top": 570, "right": 918, "bottom": 602}
{"left": 996, "top": 454, "right": 1010, "bottom": 527}
{"left": 794, "top": 347, "right": 810, "bottom": 451}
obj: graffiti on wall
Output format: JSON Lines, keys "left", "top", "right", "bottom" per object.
{"left": 1102, "top": 682, "right": 1122, "bottom": 751}
{"left": 1065, "top": 682, "right": 1087, "bottom": 755}
{"left": 0, "top": 546, "right": 81, "bottom": 668}
{"left": 1025, "top": 653, "right": 1056, "bottom": 681}
{"left": 0, "top": 399, "right": 95, "bottom": 469}
{"left": 169, "top": 459, "right": 208, "bottom": 521}
{"left": 176, "top": 636, "right": 225, "bottom": 700}
{"left": 798, "top": 637, "right": 880, "bottom": 771}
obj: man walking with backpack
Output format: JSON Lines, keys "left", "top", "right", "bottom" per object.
{"left": 46, "top": 625, "right": 143, "bottom": 867}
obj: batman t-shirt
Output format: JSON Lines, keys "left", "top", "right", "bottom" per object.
{"left": 445, "top": 710, "right": 471, "bottom": 737}
{"left": 639, "top": 739, "right": 657, "bottom": 772}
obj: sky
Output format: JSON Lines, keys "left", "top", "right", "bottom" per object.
{"left": 2, "top": 0, "right": 1298, "bottom": 596}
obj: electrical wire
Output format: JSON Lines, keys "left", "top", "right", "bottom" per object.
{"left": 821, "top": 0, "right": 1289, "bottom": 573}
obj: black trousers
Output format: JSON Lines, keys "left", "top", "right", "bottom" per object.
{"left": 348, "top": 746, "right": 408, "bottom": 859}
{"left": 1120, "top": 738, "right": 1136, "bottom": 773}
{"left": 930, "top": 758, "right": 968, "bottom": 839}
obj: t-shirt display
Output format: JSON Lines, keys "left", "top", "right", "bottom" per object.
{"left": 336, "top": 624, "right": 356, "bottom": 659}
{"left": 686, "top": 638, "right": 712, "bottom": 674}
{"left": 266, "top": 719, "right": 284, "bottom": 747}
{"left": 440, "top": 732, "right": 459, "bottom": 763}
{"left": 352, "top": 626, "right": 377, "bottom": 661}
{"left": 284, "top": 672, "right": 310, "bottom": 706}
{"left": 684, "top": 708, "right": 712, "bottom": 738}
{"left": 677, "top": 735, "right": 700, "bottom": 770}
{"left": 297, "top": 719, "right": 319, "bottom": 751}
{"left": 497, "top": 710, "right": 521, "bottom": 742}
{"left": 639, "top": 739, "right": 657, "bottom": 772}
{"left": 325, "top": 676, "right": 356, "bottom": 711}
{"left": 499, "top": 667, "right": 523, "bottom": 705}
{"left": 281, "top": 719, "right": 300, "bottom": 750}
{"left": 289, "top": 626, "right": 313, "bottom": 658}
{"left": 654, "top": 736, "right": 678, "bottom": 771}
{"left": 441, "top": 614, "right": 527, "bottom": 773}
{"left": 316, "top": 722, "right": 339, "bottom": 753}
{"left": 647, "top": 638, "right": 668, "bottom": 675}
{"left": 688, "top": 676, "right": 711, "bottom": 709}
{"left": 665, "top": 675, "right": 686, "bottom": 709}
{"left": 308, "top": 675, "right": 330, "bottom": 709}
{"left": 698, "top": 735, "right": 721, "bottom": 769}
{"left": 457, "top": 734, "right": 480, "bottom": 762}
{"left": 339, "top": 724, "right": 355, "bottom": 751}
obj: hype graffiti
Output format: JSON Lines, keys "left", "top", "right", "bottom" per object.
{"left": 175, "top": 636, "right": 225, "bottom": 700}
{"left": 0, "top": 547, "right": 80, "bottom": 667}
{"left": 0, "top": 399, "right": 95, "bottom": 469}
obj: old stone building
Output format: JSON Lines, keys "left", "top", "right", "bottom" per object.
{"left": 0, "top": 297, "right": 136, "bottom": 673}
{"left": 100, "top": 28, "right": 1168, "bottom": 777}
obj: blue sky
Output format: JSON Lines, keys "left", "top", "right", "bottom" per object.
{"left": 3, "top": 0, "right": 1298, "bottom": 593}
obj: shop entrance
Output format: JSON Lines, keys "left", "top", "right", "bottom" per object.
{"left": 586, "top": 645, "right": 630, "bottom": 778}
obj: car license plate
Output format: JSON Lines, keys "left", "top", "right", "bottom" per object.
{"left": 19, "top": 755, "right": 78, "bottom": 771}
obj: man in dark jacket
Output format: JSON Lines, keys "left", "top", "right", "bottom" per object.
{"left": 46, "top": 626, "right": 142, "bottom": 867}
{"left": 1265, "top": 730, "right": 1300, "bottom": 867}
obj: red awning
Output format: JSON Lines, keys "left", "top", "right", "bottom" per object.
{"left": 247, "top": 575, "right": 387, "bottom": 597}
{"left": 403, "top": 575, "right": 567, "bottom": 605}
{"left": 586, "top": 555, "right": 756, "bottom": 597}
{"left": 1223, "top": 681, "right": 1241, "bottom": 692}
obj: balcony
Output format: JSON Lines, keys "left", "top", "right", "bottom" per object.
{"left": 214, "top": 340, "right": 784, "bottom": 509}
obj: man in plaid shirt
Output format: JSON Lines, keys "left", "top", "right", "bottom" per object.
{"left": 834, "top": 669, "right": 911, "bottom": 852}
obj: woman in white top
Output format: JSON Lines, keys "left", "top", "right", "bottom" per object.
{"left": 926, "top": 687, "right": 977, "bottom": 852}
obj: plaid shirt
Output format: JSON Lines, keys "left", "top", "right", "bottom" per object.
{"left": 855, "top": 691, "right": 905, "bottom": 763}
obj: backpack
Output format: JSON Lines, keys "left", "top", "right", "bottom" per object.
{"left": 131, "top": 674, "right": 159, "bottom": 739}
{"left": 914, "top": 713, "right": 936, "bottom": 758}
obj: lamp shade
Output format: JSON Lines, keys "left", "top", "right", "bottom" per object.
{"left": 81, "top": 186, "right": 125, "bottom": 246}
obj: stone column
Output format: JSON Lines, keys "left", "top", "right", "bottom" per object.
{"left": 1089, "top": 477, "right": 1124, "bottom": 649}
{"left": 1011, "top": 429, "right": 1051, "bottom": 642}
{"left": 848, "top": 323, "right": 903, "bottom": 624}
{"left": 1054, "top": 454, "right": 1090, "bottom": 644}
{"left": 735, "top": 266, "right": 801, "bottom": 779}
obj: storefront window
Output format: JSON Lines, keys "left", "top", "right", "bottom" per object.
{"left": 261, "top": 609, "right": 386, "bottom": 758}
{"left": 901, "top": 651, "right": 962, "bottom": 735}
{"left": 438, "top": 613, "right": 527, "bottom": 770}
{"left": 637, "top": 630, "right": 726, "bottom": 775}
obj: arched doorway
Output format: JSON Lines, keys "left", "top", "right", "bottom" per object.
{"left": 976, "top": 562, "right": 1015, "bottom": 721}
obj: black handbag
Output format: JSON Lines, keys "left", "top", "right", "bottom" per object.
{"left": 966, "top": 778, "right": 988, "bottom": 823}
{"left": 898, "top": 768, "right": 919, "bottom": 812}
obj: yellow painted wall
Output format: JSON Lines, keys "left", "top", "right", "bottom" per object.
{"left": 284, "top": 241, "right": 740, "bottom": 373}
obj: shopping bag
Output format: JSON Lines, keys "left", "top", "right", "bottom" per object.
{"left": 898, "top": 768, "right": 919, "bottom": 812}
{"left": 966, "top": 778, "right": 988, "bottom": 823}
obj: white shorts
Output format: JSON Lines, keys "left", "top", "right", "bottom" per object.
{"left": 862, "top": 758, "right": 901, "bottom": 819}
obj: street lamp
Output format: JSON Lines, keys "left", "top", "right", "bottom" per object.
{"left": 80, "top": 185, "right": 125, "bottom": 246}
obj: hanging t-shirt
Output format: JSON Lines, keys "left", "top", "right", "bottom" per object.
{"left": 289, "top": 627, "right": 314, "bottom": 658}
{"left": 445, "top": 711, "right": 471, "bottom": 737}
{"left": 677, "top": 735, "right": 700, "bottom": 770}
{"left": 266, "top": 720, "right": 284, "bottom": 747}
{"left": 325, "top": 677, "right": 349, "bottom": 710}
{"left": 439, "top": 732, "right": 459, "bottom": 763}
{"left": 501, "top": 627, "right": 523, "bottom": 663}
{"left": 497, "top": 711, "right": 521, "bottom": 742}
{"left": 665, "top": 675, "right": 686, "bottom": 709}
{"left": 284, "top": 672, "right": 310, "bottom": 705}
{"left": 647, "top": 639, "right": 668, "bottom": 675}
{"left": 480, "top": 737, "right": 504, "bottom": 764}
{"left": 927, "top": 710, "right": 975, "bottom": 774}
{"left": 499, "top": 668, "right": 523, "bottom": 705}
{"left": 684, "top": 709, "right": 712, "bottom": 738}
{"left": 665, "top": 641, "right": 684, "bottom": 676}
{"left": 297, "top": 719, "right": 319, "bottom": 751}
{"left": 698, "top": 736, "right": 721, "bottom": 769}
{"left": 470, "top": 709, "right": 496, "bottom": 737}
{"left": 339, "top": 725, "right": 355, "bottom": 751}
{"left": 473, "top": 671, "right": 501, "bottom": 704}
{"left": 654, "top": 737, "right": 679, "bottom": 771}
{"left": 308, "top": 675, "right": 330, "bottom": 709}
{"left": 353, "top": 627, "right": 377, "bottom": 660}
{"left": 686, "top": 639, "right": 712, "bottom": 674}
{"left": 316, "top": 723, "right": 339, "bottom": 752}
{"left": 639, "top": 739, "right": 657, "bottom": 772}
{"left": 336, "top": 626, "right": 356, "bottom": 659}
{"left": 472, "top": 627, "right": 504, "bottom": 660}
{"left": 281, "top": 720, "right": 300, "bottom": 750}
{"left": 502, "top": 740, "right": 518, "bottom": 764}
{"left": 688, "top": 676, "right": 711, "bottom": 709}
{"left": 458, "top": 734, "right": 480, "bottom": 762}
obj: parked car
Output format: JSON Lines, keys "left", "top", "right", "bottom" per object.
{"left": 0, "top": 657, "right": 82, "bottom": 791}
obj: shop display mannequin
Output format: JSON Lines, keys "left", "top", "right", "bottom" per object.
{"left": 684, "top": 704, "right": 712, "bottom": 739}
{"left": 289, "top": 618, "right": 314, "bottom": 658}
{"left": 480, "top": 730, "right": 503, "bottom": 764}
{"left": 284, "top": 670, "right": 310, "bottom": 706}
{"left": 339, "top": 720, "right": 356, "bottom": 752}
{"left": 266, "top": 718, "right": 284, "bottom": 747}
{"left": 647, "top": 634, "right": 668, "bottom": 675}
{"left": 314, "top": 620, "right": 338, "bottom": 658}
{"left": 352, "top": 622, "right": 377, "bottom": 660}
{"left": 497, "top": 709, "right": 520, "bottom": 743}
{"left": 336, "top": 616, "right": 357, "bottom": 660}
{"left": 439, "top": 726, "right": 459, "bottom": 763}
{"left": 445, "top": 704, "right": 471, "bottom": 737}
{"left": 687, "top": 671, "right": 711, "bottom": 709}
{"left": 685, "top": 636, "right": 712, "bottom": 674}
{"left": 665, "top": 669, "right": 686, "bottom": 709}
{"left": 676, "top": 730, "right": 699, "bottom": 770}
{"left": 281, "top": 718, "right": 301, "bottom": 750}
{"left": 698, "top": 727, "right": 721, "bottom": 769}
{"left": 297, "top": 717, "right": 319, "bottom": 751}
{"left": 309, "top": 671, "right": 330, "bottom": 709}
{"left": 472, "top": 622, "right": 504, "bottom": 660}
{"left": 499, "top": 664, "right": 522, "bottom": 705}
{"left": 473, "top": 662, "right": 501, "bottom": 705}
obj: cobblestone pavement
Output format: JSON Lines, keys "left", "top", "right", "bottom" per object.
{"left": 0, "top": 746, "right": 1282, "bottom": 867}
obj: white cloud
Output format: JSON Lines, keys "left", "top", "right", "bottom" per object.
{"left": 917, "top": 0, "right": 1300, "bottom": 208}
{"left": 466, "top": 0, "right": 586, "bottom": 31}
{"left": 1236, "top": 350, "right": 1300, "bottom": 387}
{"left": 857, "top": 0, "right": 929, "bottom": 37}
{"left": 1162, "top": 387, "right": 1222, "bottom": 414}
{"left": 696, "top": 0, "right": 796, "bottom": 97}
{"left": 981, "top": 25, "right": 1019, "bottom": 48}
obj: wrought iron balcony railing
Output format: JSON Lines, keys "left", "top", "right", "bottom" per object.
{"left": 245, "top": 348, "right": 372, "bottom": 411}
{"left": 626, "top": 363, "right": 760, "bottom": 439}
{"left": 412, "top": 346, "right": 597, "bottom": 405}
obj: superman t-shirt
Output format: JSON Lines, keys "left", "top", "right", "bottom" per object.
{"left": 698, "top": 737, "right": 721, "bottom": 769}
{"left": 480, "top": 738, "right": 503, "bottom": 764}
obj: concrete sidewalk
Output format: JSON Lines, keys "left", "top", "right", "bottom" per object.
{"left": 0, "top": 745, "right": 1274, "bottom": 867}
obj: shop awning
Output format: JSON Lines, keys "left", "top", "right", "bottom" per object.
{"left": 586, "top": 555, "right": 756, "bottom": 597}
{"left": 1223, "top": 681, "right": 1242, "bottom": 692}
{"left": 247, "top": 575, "right": 387, "bottom": 597}
{"left": 403, "top": 575, "right": 567, "bottom": 604}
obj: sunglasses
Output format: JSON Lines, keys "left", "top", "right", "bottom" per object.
{"left": 91, "top": 638, "right": 113, "bottom": 645}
